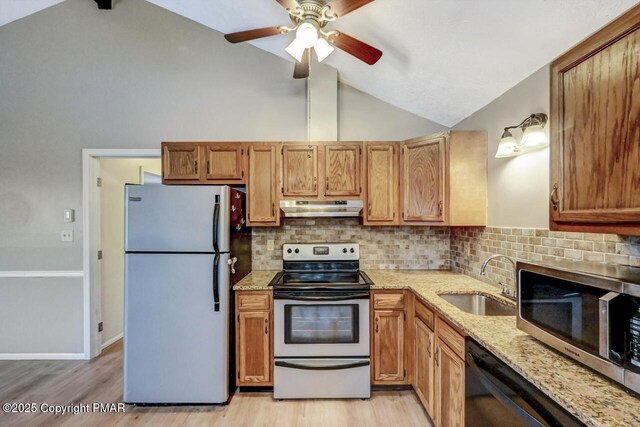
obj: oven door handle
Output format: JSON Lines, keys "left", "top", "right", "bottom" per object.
{"left": 467, "top": 352, "right": 544, "bottom": 427}
{"left": 275, "top": 360, "right": 370, "bottom": 371}
{"left": 274, "top": 293, "right": 370, "bottom": 301}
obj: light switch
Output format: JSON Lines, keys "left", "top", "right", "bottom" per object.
{"left": 64, "top": 209, "right": 75, "bottom": 223}
{"left": 61, "top": 230, "right": 74, "bottom": 242}
{"left": 267, "top": 240, "right": 274, "bottom": 251}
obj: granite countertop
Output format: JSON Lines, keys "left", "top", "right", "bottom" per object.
{"left": 233, "top": 270, "right": 640, "bottom": 427}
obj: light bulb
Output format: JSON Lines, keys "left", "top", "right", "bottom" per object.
{"left": 285, "top": 38, "right": 305, "bottom": 62}
{"left": 314, "top": 37, "right": 334, "bottom": 62}
{"left": 296, "top": 21, "right": 318, "bottom": 48}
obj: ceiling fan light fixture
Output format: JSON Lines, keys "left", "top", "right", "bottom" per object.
{"left": 314, "top": 37, "right": 334, "bottom": 62}
{"left": 285, "top": 38, "right": 306, "bottom": 62}
{"left": 296, "top": 21, "right": 319, "bottom": 48}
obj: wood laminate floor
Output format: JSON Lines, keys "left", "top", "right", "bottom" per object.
{"left": 0, "top": 341, "right": 432, "bottom": 426}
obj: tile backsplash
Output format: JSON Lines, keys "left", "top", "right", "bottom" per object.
{"left": 251, "top": 219, "right": 451, "bottom": 271}
{"left": 451, "top": 227, "right": 640, "bottom": 294}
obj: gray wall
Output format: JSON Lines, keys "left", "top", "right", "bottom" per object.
{"left": 339, "top": 82, "right": 447, "bottom": 140}
{"left": 0, "top": 0, "right": 441, "bottom": 355}
{"left": 453, "top": 65, "right": 550, "bottom": 228}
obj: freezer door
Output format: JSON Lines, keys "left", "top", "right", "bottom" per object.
{"left": 125, "top": 184, "right": 230, "bottom": 253}
{"left": 124, "top": 252, "right": 231, "bottom": 404}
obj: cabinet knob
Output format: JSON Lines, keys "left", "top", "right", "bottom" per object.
{"left": 438, "top": 201, "right": 443, "bottom": 216}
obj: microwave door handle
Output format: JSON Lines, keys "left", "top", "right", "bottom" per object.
{"left": 599, "top": 291, "right": 620, "bottom": 359}
{"left": 212, "top": 195, "right": 220, "bottom": 252}
{"left": 466, "top": 352, "right": 544, "bottom": 427}
{"left": 213, "top": 253, "right": 220, "bottom": 312}
{"left": 275, "top": 360, "right": 370, "bottom": 371}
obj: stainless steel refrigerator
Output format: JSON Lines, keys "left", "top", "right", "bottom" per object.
{"left": 123, "top": 184, "right": 251, "bottom": 404}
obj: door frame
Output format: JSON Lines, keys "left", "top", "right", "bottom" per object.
{"left": 82, "top": 149, "right": 160, "bottom": 359}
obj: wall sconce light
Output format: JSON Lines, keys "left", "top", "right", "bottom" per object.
{"left": 495, "top": 113, "right": 549, "bottom": 158}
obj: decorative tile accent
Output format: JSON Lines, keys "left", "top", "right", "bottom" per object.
{"left": 251, "top": 219, "right": 451, "bottom": 271}
{"left": 451, "top": 227, "right": 640, "bottom": 294}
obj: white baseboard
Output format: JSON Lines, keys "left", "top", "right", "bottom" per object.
{"left": 0, "top": 353, "right": 86, "bottom": 360}
{"left": 101, "top": 333, "right": 123, "bottom": 350}
{"left": 0, "top": 270, "right": 84, "bottom": 278}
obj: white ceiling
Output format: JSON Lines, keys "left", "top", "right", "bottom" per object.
{"left": 2, "top": 0, "right": 639, "bottom": 126}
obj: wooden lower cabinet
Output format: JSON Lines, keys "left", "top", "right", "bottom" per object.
{"left": 435, "top": 338, "right": 465, "bottom": 427}
{"left": 414, "top": 317, "right": 435, "bottom": 418}
{"left": 371, "top": 291, "right": 407, "bottom": 385}
{"left": 235, "top": 291, "right": 273, "bottom": 386}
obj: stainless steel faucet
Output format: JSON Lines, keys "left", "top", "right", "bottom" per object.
{"left": 480, "top": 254, "right": 518, "bottom": 301}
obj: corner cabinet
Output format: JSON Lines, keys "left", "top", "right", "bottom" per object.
{"left": 400, "top": 131, "right": 487, "bottom": 226}
{"left": 235, "top": 291, "right": 273, "bottom": 386}
{"left": 550, "top": 4, "right": 640, "bottom": 235}
{"left": 162, "top": 142, "right": 246, "bottom": 184}
{"left": 247, "top": 143, "right": 281, "bottom": 226}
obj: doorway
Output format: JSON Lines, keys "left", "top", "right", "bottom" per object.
{"left": 82, "top": 149, "right": 160, "bottom": 359}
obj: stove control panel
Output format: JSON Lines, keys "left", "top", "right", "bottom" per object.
{"left": 283, "top": 243, "right": 359, "bottom": 261}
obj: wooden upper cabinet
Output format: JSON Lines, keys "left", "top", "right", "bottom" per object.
{"left": 204, "top": 143, "right": 244, "bottom": 182}
{"left": 401, "top": 136, "right": 446, "bottom": 223}
{"left": 365, "top": 143, "right": 398, "bottom": 224}
{"left": 162, "top": 143, "right": 200, "bottom": 180}
{"left": 247, "top": 143, "right": 280, "bottom": 226}
{"left": 282, "top": 145, "right": 318, "bottom": 197}
{"left": 324, "top": 144, "right": 361, "bottom": 197}
{"left": 550, "top": 4, "right": 640, "bottom": 235}
{"left": 435, "top": 339, "right": 465, "bottom": 427}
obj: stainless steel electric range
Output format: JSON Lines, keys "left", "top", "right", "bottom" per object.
{"left": 270, "top": 243, "right": 372, "bottom": 399}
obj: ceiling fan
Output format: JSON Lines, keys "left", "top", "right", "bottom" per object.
{"left": 224, "top": 0, "right": 383, "bottom": 79}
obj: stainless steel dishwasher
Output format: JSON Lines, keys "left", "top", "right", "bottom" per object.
{"left": 465, "top": 338, "right": 585, "bottom": 427}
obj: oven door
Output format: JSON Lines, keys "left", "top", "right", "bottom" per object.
{"left": 274, "top": 290, "right": 370, "bottom": 357}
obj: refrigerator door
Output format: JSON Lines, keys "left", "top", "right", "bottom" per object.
{"left": 125, "top": 184, "right": 230, "bottom": 253}
{"left": 124, "top": 252, "right": 231, "bottom": 404}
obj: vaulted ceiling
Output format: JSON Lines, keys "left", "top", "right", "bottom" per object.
{"left": 2, "top": 0, "right": 638, "bottom": 126}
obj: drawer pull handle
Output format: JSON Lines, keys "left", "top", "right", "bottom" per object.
{"left": 375, "top": 318, "right": 379, "bottom": 333}
{"left": 550, "top": 183, "right": 559, "bottom": 211}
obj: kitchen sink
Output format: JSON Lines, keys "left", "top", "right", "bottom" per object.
{"left": 438, "top": 293, "right": 516, "bottom": 316}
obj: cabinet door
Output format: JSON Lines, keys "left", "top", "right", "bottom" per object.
{"left": 365, "top": 143, "right": 397, "bottom": 224}
{"left": 373, "top": 310, "right": 405, "bottom": 383}
{"left": 435, "top": 339, "right": 465, "bottom": 427}
{"left": 162, "top": 143, "right": 200, "bottom": 181}
{"left": 415, "top": 318, "right": 435, "bottom": 418}
{"left": 402, "top": 137, "right": 446, "bottom": 223}
{"left": 247, "top": 144, "right": 279, "bottom": 226}
{"left": 325, "top": 144, "right": 361, "bottom": 196}
{"left": 204, "top": 144, "right": 244, "bottom": 181}
{"left": 237, "top": 311, "right": 271, "bottom": 385}
{"left": 282, "top": 145, "right": 318, "bottom": 196}
{"left": 550, "top": 10, "right": 640, "bottom": 232}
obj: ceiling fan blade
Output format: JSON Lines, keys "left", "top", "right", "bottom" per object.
{"left": 293, "top": 49, "right": 310, "bottom": 79}
{"left": 328, "top": 32, "right": 382, "bottom": 65}
{"left": 325, "top": 0, "right": 374, "bottom": 18}
{"left": 224, "top": 26, "right": 284, "bottom": 43}
{"left": 275, "top": 0, "right": 301, "bottom": 13}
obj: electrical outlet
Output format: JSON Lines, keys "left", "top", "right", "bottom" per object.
{"left": 267, "top": 240, "right": 274, "bottom": 251}
{"left": 61, "top": 230, "right": 74, "bottom": 242}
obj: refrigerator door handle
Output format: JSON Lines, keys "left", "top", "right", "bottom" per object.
{"left": 213, "top": 253, "right": 220, "bottom": 312}
{"left": 213, "top": 195, "right": 220, "bottom": 252}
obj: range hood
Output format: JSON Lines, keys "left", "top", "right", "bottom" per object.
{"left": 280, "top": 200, "right": 363, "bottom": 218}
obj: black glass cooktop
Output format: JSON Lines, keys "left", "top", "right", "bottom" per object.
{"left": 270, "top": 261, "right": 372, "bottom": 290}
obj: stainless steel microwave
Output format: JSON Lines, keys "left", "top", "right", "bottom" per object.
{"left": 517, "top": 261, "right": 640, "bottom": 394}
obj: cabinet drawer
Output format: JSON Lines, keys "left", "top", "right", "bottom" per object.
{"left": 415, "top": 300, "right": 434, "bottom": 330}
{"left": 436, "top": 315, "right": 465, "bottom": 359}
{"left": 237, "top": 292, "right": 271, "bottom": 311}
{"left": 373, "top": 292, "right": 405, "bottom": 310}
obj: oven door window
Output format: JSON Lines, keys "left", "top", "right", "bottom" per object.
{"left": 284, "top": 304, "right": 359, "bottom": 344}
